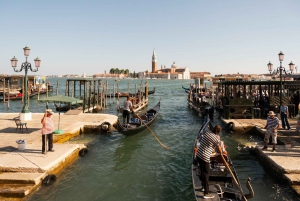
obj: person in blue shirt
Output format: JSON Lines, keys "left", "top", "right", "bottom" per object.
{"left": 280, "top": 102, "right": 291, "bottom": 130}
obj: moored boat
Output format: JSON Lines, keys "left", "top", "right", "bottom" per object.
{"left": 115, "top": 100, "right": 160, "bottom": 135}
{"left": 54, "top": 103, "right": 81, "bottom": 112}
{"left": 106, "top": 87, "right": 155, "bottom": 98}
{"left": 136, "top": 87, "right": 155, "bottom": 96}
{"left": 192, "top": 119, "right": 254, "bottom": 201}
{"left": 0, "top": 92, "right": 36, "bottom": 101}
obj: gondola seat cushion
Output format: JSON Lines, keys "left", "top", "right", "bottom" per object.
{"left": 147, "top": 113, "right": 154, "bottom": 120}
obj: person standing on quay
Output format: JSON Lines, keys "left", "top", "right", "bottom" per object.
{"left": 41, "top": 109, "right": 55, "bottom": 154}
{"left": 196, "top": 125, "right": 222, "bottom": 199}
{"left": 280, "top": 101, "right": 291, "bottom": 130}
{"left": 263, "top": 111, "right": 280, "bottom": 152}
{"left": 123, "top": 96, "right": 133, "bottom": 124}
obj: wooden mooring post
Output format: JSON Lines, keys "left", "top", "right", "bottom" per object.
{"left": 7, "top": 80, "right": 10, "bottom": 110}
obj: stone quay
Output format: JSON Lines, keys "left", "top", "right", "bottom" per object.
{"left": 0, "top": 112, "right": 117, "bottom": 200}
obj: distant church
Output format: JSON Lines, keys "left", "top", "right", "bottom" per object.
{"left": 146, "top": 49, "right": 190, "bottom": 79}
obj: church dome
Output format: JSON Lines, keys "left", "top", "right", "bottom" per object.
{"left": 171, "top": 62, "right": 177, "bottom": 68}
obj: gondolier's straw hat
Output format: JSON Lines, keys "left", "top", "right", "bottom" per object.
{"left": 45, "top": 109, "right": 54, "bottom": 115}
{"left": 268, "top": 111, "right": 275, "bottom": 116}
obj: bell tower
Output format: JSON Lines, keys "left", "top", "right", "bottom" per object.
{"left": 152, "top": 49, "right": 157, "bottom": 73}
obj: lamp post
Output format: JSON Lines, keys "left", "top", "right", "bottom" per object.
{"left": 267, "top": 51, "right": 295, "bottom": 106}
{"left": 11, "top": 46, "right": 41, "bottom": 120}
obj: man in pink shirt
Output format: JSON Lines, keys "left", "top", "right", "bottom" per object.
{"left": 41, "top": 109, "right": 55, "bottom": 154}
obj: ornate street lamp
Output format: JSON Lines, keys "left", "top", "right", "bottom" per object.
{"left": 267, "top": 51, "right": 295, "bottom": 106}
{"left": 11, "top": 46, "right": 41, "bottom": 120}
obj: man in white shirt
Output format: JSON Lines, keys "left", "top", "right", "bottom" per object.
{"left": 123, "top": 96, "right": 133, "bottom": 124}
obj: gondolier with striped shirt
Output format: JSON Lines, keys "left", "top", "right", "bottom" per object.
{"left": 262, "top": 111, "right": 280, "bottom": 152}
{"left": 196, "top": 125, "right": 222, "bottom": 199}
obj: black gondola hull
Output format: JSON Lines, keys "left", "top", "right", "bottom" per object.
{"left": 116, "top": 101, "right": 160, "bottom": 135}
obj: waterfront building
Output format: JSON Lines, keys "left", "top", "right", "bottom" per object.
{"left": 211, "top": 73, "right": 274, "bottom": 87}
{"left": 92, "top": 73, "right": 127, "bottom": 78}
{"left": 146, "top": 49, "right": 190, "bottom": 79}
{"left": 190, "top": 72, "right": 211, "bottom": 79}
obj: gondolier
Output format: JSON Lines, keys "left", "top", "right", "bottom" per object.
{"left": 262, "top": 111, "right": 280, "bottom": 152}
{"left": 192, "top": 119, "right": 254, "bottom": 200}
{"left": 116, "top": 100, "right": 160, "bottom": 135}
{"left": 196, "top": 125, "right": 222, "bottom": 199}
{"left": 123, "top": 96, "right": 133, "bottom": 124}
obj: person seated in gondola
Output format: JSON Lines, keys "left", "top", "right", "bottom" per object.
{"left": 210, "top": 125, "right": 228, "bottom": 162}
{"left": 131, "top": 114, "right": 147, "bottom": 126}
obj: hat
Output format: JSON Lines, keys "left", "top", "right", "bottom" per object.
{"left": 268, "top": 111, "right": 275, "bottom": 116}
{"left": 45, "top": 109, "right": 54, "bottom": 115}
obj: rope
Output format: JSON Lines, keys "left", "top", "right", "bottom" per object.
{"left": 136, "top": 114, "right": 169, "bottom": 150}
{"left": 17, "top": 151, "right": 45, "bottom": 173}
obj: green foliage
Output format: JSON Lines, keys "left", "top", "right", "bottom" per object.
{"left": 109, "top": 68, "right": 130, "bottom": 75}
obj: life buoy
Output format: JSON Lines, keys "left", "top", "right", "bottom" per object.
{"left": 79, "top": 147, "right": 88, "bottom": 156}
{"left": 100, "top": 122, "right": 111, "bottom": 132}
{"left": 227, "top": 122, "right": 235, "bottom": 132}
{"left": 42, "top": 174, "right": 56, "bottom": 186}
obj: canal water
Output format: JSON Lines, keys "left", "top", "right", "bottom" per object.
{"left": 1, "top": 78, "right": 299, "bottom": 201}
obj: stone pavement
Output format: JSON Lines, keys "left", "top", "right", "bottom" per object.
{"left": 0, "top": 112, "right": 118, "bottom": 200}
{"left": 223, "top": 117, "right": 300, "bottom": 144}
{"left": 222, "top": 117, "right": 300, "bottom": 196}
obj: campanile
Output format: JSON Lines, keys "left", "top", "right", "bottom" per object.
{"left": 152, "top": 49, "right": 157, "bottom": 73}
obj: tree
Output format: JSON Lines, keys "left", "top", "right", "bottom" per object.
{"left": 125, "top": 69, "right": 129, "bottom": 75}
{"left": 115, "top": 68, "right": 120, "bottom": 74}
{"left": 109, "top": 68, "right": 115, "bottom": 74}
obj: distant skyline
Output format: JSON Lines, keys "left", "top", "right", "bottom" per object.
{"left": 1, "top": 0, "right": 300, "bottom": 76}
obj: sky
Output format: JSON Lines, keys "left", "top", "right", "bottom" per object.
{"left": 1, "top": 0, "right": 300, "bottom": 76}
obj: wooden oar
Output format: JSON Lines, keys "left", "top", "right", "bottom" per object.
{"left": 136, "top": 114, "right": 169, "bottom": 150}
{"left": 218, "top": 147, "right": 247, "bottom": 201}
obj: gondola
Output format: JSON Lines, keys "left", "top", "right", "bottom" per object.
{"left": 54, "top": 103, "right": 81, "bottom": 112}
{"left": 182, "top": 85, "right": 190, "bottom": 93}
{"left": 106, "top": 87, "right": 156, "bottom": 98}
{"left": 135, "top": 87, "right": 155, "bottom": 96}
{"left": 0, "top": 93, "right": 36, "bottom": 101}
{"left": 192, "top": 118, "right": 254, "bottom": 201}
{"left": 115, "top": 100, "right": 160, "bottom": 135}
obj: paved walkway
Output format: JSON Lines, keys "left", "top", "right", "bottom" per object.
{"left": 223, "top": 117, "right": 300, "bottom": 144}
{"left": 223, "top": 117, "right": 300, "bottom": 196}
{"left": 0, "top": 113, "right": 117, "bottom": 148}
{"left": 0, "top": 112, "right": 118, "bottom": 200}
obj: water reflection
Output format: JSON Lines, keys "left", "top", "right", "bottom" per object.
{"left": 113, "top": 132, "right": 147, "bottom": 171}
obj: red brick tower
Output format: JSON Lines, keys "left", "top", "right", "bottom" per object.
{"left": 152, "top": 49, "right": 157, "bottom": 73}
